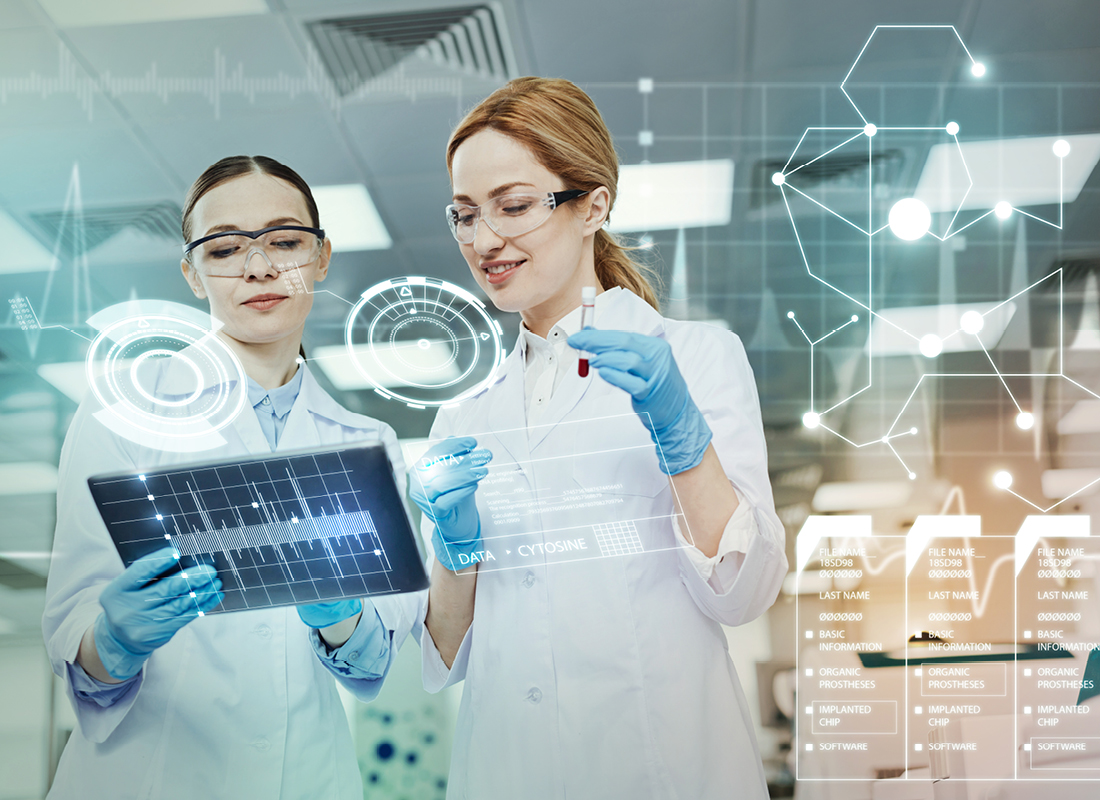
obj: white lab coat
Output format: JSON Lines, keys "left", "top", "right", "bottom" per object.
{"left": 420, "top": 288, "right": 788, "bottom": 799}
{"left": 43, "top": 364, "right": 425, "bottom": 800}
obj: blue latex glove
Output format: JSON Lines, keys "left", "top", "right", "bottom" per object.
{"left": 297, "top": 598, "right": 362, "bottom": 630}
{"left": 94, "top": 547, "right": 223, "bottom": 680}
{"left": 568, "top": 329, "right": 713, "bottom": 475}
{"left": 409, "top": 436, "right": 492, "bottom": 571}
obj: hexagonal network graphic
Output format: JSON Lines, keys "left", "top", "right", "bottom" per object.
{"left": 344, "top": 277, "right": 504, "bottom": 408}
{"left": 774, "top": 24, "right": 1097, "bottom": 511}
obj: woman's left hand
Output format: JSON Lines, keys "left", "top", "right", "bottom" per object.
{"left": 567, "top": 329, "right": 713, "bottom": 475}
{"left": 297, "top": 598, "right": 362, "bottom": 629}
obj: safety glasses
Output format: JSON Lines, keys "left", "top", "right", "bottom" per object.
{"left": 445, "top": 190, "right": 589, "bottom": 244}
{"left": 183, "top": 225, "right": 326, "bottom": 277}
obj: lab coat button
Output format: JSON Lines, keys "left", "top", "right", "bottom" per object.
{"left": 254, "top": 624, "right": 272, "bottom": 638}
{"left": 262, "top": 396, "right": 271, "bottom": 405}
{"left": 252, "top": 737, "right": 271, "bottom": 751}
{"left": 348, "top": 651, "right": 360, "bottom": 660}
{"left": 526, "top": 687, "right": 542, "bottom": 703}
{"left": 522, "top": 571, "right": 535, "bottom": 588}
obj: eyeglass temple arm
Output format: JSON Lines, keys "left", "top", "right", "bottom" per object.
{"left": 550, "top": 189, "right": 590, "bottom": 206}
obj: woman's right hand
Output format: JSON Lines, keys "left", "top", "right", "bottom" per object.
{"left": 409, "top": 437, "right": 493, "bottom": 572}
{"left": 93, "top": 548, "right": 223, "bottom": 680}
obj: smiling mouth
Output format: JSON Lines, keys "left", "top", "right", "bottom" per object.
{"left": 481, "top": 260, "right": 524, "bottom": 284}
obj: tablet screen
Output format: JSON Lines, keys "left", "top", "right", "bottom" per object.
{"left": 88, "top": 443, "right": 428, "bottom": 613}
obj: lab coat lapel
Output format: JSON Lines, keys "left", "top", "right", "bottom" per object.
{"left": 223, "top": 381, "right": 271, "bottom": 455}
{"left": 526, "top": 363, "right": 594, "bottom": 451}
{"left": 526, "top": 290, "right": 666, "bottom": 450}
{"left": 276, "top": 368, "right": 324, "bottom": 451}
{"left": 481, "top": 347, "right": 532, "bottom": 467}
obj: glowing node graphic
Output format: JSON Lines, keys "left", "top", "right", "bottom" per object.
{"left": 778, "top": 25, "right": 1084, "bottom": 497}
{"left": 960, "top": 310, "right": 985, "bottom": 334}
{"left": 888, "top": 198, "right": 932, "bottom": 241}
{"left": 851, "top": 315, "right": 859, "bottom": 322}
{"left": 919, "top": 334, "right": 943, "bottom": 358}
{"left": 908, "top": 472, "right": 917, "bottom": 480}
{"left": 345, "top": 277, "right": 504, "bottom": 408}
{"left": 909, "top": 427, "right": 918, "bottom": 435}
{"left": 85, "top": 301, "right": 247, "bottom": 451}
{"left": 993, "top": 470, "right": 1013, "bottom": 490}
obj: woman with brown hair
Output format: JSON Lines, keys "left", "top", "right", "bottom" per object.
{"left": 411, "top": 78, "right": 788, "bottom": 798}
{"left": 42, "top": 156, "right": 421, "bottom": 799}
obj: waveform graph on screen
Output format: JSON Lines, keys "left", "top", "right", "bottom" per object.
{"left": 98, "top": 450, "right": 399, "bottom": 613}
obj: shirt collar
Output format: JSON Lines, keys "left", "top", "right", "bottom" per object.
{"left": 518, "top": 286, "right": 624, "bottom": 359}
{"left": 246, "top": 366, "right": 303, "bottom": 418}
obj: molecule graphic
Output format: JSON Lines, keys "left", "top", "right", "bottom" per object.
{"left": 774, "top": 25, "right": 1097, "bottom": 512}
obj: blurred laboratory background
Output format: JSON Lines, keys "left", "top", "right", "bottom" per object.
{"left": 1, "top": 0, "right": 1099, "bottom": 797}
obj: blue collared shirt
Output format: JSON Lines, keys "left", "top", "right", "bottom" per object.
{"left": 246, "top": 367, "right": 304, "bottom": 450}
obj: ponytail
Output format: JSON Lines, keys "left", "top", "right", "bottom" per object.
{"left": 593, "top": 229, "right": 661, "bottom": 311}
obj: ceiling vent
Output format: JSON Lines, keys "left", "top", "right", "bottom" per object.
{"left": 306, "top": 5, "right": 516, "bottom": 96}
{"left": 750, "top": 150, "right": 906, "bottom": 211}
{"left": 29, "top": 201, "right": 182, "bottom": 257}
{"left": 1049, "top": 253, "right": 1100, "bottom": 286}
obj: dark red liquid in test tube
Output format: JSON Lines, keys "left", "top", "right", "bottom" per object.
{"left": 578, "top": 286, "right": 596, "bottom": 377}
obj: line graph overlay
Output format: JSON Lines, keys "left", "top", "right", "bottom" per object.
{"left": 0, "top": 44, "right": 466, "bottom": 122}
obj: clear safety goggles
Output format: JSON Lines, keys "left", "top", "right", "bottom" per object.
{"left": 445, "top": 190, "right": 589, "bottom": 244}
{"left": 183, "top": 225, "right": 326, "bottom": 277}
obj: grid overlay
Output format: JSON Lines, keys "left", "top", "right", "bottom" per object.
{"left": 592, "top": 521, "right": 645, "bottom": 557}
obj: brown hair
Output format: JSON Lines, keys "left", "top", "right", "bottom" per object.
{"left": 446, "top": 77, "right": 661, "bottom": 310}
{"left": 181, "top": 155, "right": 321, "bottom": 244}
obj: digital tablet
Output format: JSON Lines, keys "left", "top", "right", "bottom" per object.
{"left": 88, "top": 442, "right": 428, "bottom": 614}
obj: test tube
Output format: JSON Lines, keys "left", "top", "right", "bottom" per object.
{"left": 578, "top": 286, "right": 596, "bottom": 377}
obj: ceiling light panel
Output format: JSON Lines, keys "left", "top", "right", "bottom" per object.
{"left": 312, "top": 184, "right": 392, "bottom": 252}
{"left": 0, "top": 463, "right": 59, "bottom": 495}
{"left": 38, "top": 0, "right": 268, "bottom": 27}
{"left": 310, "top": 343, "right": 459, "bottom": 390}
{"left": 609, "top": 160, "right": 735, "bottom": 233}
{"left": 0, "top": 210, "right": 54, "bottom": 273}
{"left": 914, "top": 134, "right": 1100, "bottom": 212}
{"left": 868, "top": 301, "right": 1016, "bottom": 356}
